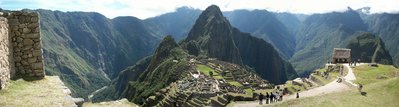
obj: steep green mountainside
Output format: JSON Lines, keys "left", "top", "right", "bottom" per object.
{"left": 291, "top": 8, "right": 367, "bottom": 76}
{"left": 272, "top": 12, "right": 302, "bottom": 32}
{"left": 181, "top": 5, "right": 297, "bottom": 83}
{"left": 92, "top": 36, "right": 190, "bottom": 104}
{"left": 224, "top": 10, "right": 296, "bottom": 59}
{"left": 38, "top": 9, "right": 160, "bottom": 97}
{"left": 346, "top": 32, "right": 393, "bottom": 64}
{"left": 364, "top": 13, "right": 399, "bottom": 67}
{"left": 144, "top": 7, "right": 201, "bottom": 41}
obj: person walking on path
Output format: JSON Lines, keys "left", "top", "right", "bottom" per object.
{"left": 259, "top": 93, "right": 264, "bottom": 105}
{"left": 296, "top": 90, "right": 300, "bottom": 99}
{"left": 358, "top": 84, "right": 363, "bottom": 92}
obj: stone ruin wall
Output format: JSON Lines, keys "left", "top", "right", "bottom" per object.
{"left": 0, "top": 17, "right": 11, "bottom": 89}
{"left": 0, "top": 11, "right": 45, "bottom": 89}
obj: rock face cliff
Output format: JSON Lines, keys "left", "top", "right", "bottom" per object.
{"left": 346, "top": 32, "right": 393, "bottom": 64}
{"left": 181, "top": 5, "right": 297, "bottom": 84}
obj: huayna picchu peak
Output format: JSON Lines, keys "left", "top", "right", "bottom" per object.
{"left": 2, "top": 2, "right": 399, "bottom": 107}
{"left": 182, "top": 5, "right": 298, "bottom": 84}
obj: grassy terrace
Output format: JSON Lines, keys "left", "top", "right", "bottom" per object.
{"left": 268, "top": 65, "right": 399, "bottom": 107}
{"left": 227, "top": 81, "right": 243, "bottom": 87}
{"left": 196, "top": 64, "right": 251, "bottom": 97}
{"left": 352, "top": 64, "right": 398, "bottom": 85}
{"left": 196, "top": 64, "right": 226, "bottom": 80}
{"left": 311, "top": 65, "right": 348, "bottom": 85}
{"left": 0, "top": 76, "right": 75, "bottom": 107}
{"left": 83, "top": 99, "right": 136, "bottom": 107}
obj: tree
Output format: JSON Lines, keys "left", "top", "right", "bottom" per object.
{"left": 209, "top": 71, "right": 213, "bottom": 76}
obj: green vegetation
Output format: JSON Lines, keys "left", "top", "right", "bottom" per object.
{"left": 347, "top": 32, "right": 393, "bottom": 64}
{"left": 268, "top": 78, "right": 399, "bottom": 107}
{"left": 291, "top": 9, "right": 367, "bottom": 76}
{"left": 0, "top": 76, "right": 75, "bottom": 106}
{"left": 244, "top": 88, "right": 253, "bottom": 96}
{"left": 310, "top": 65, "right": 347, "bottom": 85}
{"left": 366, "top": 13, "right": 399, "bottom": 67}
{"left": 196, "top": 64, "right": 224, "bottom": 79}
{"left": 83, "top": 99, "right": 136, "bottom": 107}
{"left": 197, "top": 64, "right": 216, "bottom": 76}
{"left": 267, "top": 65, "right": 399, "bottom": 107}
{"left": 352, "top": 64, "right": 398, "bottom": 85}
{"left": 38, "top": 9, "right": 161, "bottom": 98}
{"left": 228, "top": 81, "right": 243, "bottom": 87}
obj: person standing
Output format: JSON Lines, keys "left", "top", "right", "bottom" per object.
{"left": 269, "top": 92, "right": 274, "bottom": 103}
{"left": 265, "top": 93, "right": 269, "bottom": 104}
{"left": 259, "top": 93, "right": 264, "bottom": 105}
{"left": 296, "top": 90, "right": 300, "bottom": 99}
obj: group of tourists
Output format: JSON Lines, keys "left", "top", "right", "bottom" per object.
{"left": 258, "top": 91, "right": 284, "bottom": 105}
{"left": 349, "top": 59, "right": 361, "bottom": 66}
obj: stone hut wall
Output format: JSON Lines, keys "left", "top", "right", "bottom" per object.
{"left": 0, "top": 17, "right": 11, "bottom": 89}
{"left": 0, "top": 11, "right": 45, "bottom": 89}
{"left": 2, "top": 11, "right": 45, "bottom": 79}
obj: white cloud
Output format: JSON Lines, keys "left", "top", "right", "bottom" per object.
{"left": 1, "top": 0, "right": 399, "bottom": 19}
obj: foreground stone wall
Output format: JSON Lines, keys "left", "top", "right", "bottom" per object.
{"left": 0, "top": 17, "right": 11, "bottom": 89}
{"left": 2, "top": 11, "right": 44, "bottom": 79}
{"left": 0, "top": 11, "right": 44, "bottom": 89}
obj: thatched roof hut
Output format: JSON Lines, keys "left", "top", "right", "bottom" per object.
{"left": 332, "top": 48, "right": 351, "bottom": 63}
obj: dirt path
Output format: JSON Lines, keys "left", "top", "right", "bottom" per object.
{"left": 233, "top": 63, "right": 362, "bottom": 107}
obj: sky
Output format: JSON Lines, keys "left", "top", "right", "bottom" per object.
{"left": 1, "top": 0, "right": 399, "bottom": 19}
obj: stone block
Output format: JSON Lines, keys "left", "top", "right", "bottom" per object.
{"left": 23, "top": 39, "right": 34, "bottom": 45}
{"left": 15, "top": 56, "right": 22, "bottom": 62}
{"left": 31, "top": 62, "right": 43, "bottom": 70}
{"left": 31, "top": 17, "right": 38, "bottom": 22}
{"left": 22, "top": 55, "right": 28, "bottom": 59}
{"left": 33, "top": 27, "right": 39, "bottom": 33}
{"left": 28, "top": 57, "right": 37, "bottom": 63}
{"left": 28, "top": 23, "right": 39, "bottom": 28}
{"left": 32, "top": 50, "right": 41, "bottom": 57}
{"left": 8, "top": 19, "right": 19, "bottom": 25}
{"left": 22, "top": 28, "right": 30, "bottom": 33}
{"left": 19, "top": 24, "right": 26, "bottom": 28}
{"left": 21, "top": 60, "right": 29, "bottom": 65}
{"left": 34, "top": 70, "right": 43, "bottom": 73}
{"left": 15, "top": 31, "right": 21, "bottom": 36}
{"left": 20, "top": 70, "right": 25, "bottom": 74}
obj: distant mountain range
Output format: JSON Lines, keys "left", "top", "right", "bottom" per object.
{"left": 28, "top": 5, "right": 399, "bottom": 99}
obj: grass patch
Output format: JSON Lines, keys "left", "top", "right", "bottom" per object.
{"left": 0, "top": 76, "right": 75, "bottom": 107}
{"left": 196, "top": 64, "right": 224, "bottom": 79}
{"left": 83, "top": 99, "right": 136, "bottom": 107}
{"left": 267, "top": 78, "right": 399, "bottom": 107}
{"left": 227, "top": 81, "right": 243, "bottom": 87}
{"left": 264, "top": 65, "right": 399, "bottom": 107}
{"left": 244, "top": 88, "right": 253, "bottom": 96}
{"left": 352, "top": 64, "right": 398, "bottom": 85}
